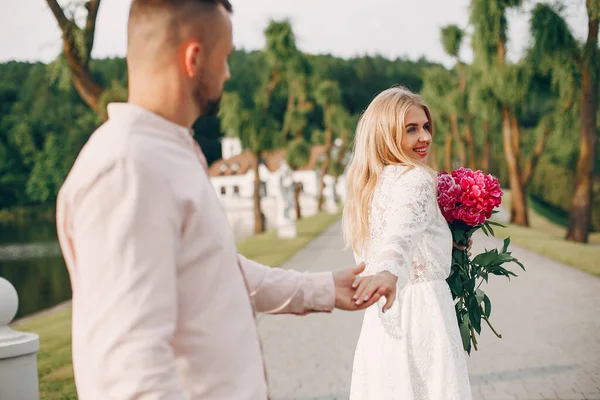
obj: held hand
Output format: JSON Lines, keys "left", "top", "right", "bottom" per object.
{"left": 453, "top": 239, "right": 473, "bottom": 256}
{"left": 352, "top": 271, "right": 398, "bottom": 313}
{"left": 333, "top": 263, "right": 382, "bottom": 311}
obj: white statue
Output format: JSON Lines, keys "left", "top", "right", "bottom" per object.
{"left": 275, "top": 161, "right": 297, "bottom": 238}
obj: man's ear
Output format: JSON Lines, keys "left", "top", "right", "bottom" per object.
{"left": 183, "top": 41, "right": 204, "bottom": 78}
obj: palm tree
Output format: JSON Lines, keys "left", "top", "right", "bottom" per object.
{"left": 218, "top": 92, "right": 280, "bottom": 234}
{"left": 470, "top": 0, "right": 532, "bottom": 226}
{"left": 530, "top": 1, "right": 599, "bottom": 243}
{"left": 440, "top": 25, "right": 471, "bottom": 169}
{"left": 285, "top": 137, "right": 311, "bottom": 219}
{"left": 420, "top": 66, "right": 459, "bottom": 171}
{"left": 314, "top": 80, "right": 342, "bottom": 211}
{"left": 262, "top": 20, "right": 298, "bottom": 109}
{"left": 467, "top": 74, "right": 501, "bottom": 174}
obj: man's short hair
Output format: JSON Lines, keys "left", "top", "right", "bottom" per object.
{"left": 127, "top": 0, "right": 233, "bottom": 57}
{"left": 129, "top": 0, "right": 232, "bottom": 15}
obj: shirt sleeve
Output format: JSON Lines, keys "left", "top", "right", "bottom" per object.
{"left": 237, "top": 254, "right": 335, "bottom": 315}
{"left": 69, "top": 158, "right": 185, "bottom": 399}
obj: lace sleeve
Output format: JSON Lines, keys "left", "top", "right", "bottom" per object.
{"left": 372, "top": 167, "right": 436, "bottom": 338}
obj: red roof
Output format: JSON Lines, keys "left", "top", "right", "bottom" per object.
{"left": 208, "top": 145, "right": 327, "bottom": 177}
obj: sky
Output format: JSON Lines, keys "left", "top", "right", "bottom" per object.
{"left": 0, "top": 0, "right": 590, "bottom": 68}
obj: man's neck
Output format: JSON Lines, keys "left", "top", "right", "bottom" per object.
{"left": 128, "top": 74, "right": 195, "bottom": 128}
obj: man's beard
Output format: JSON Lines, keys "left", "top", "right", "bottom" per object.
{"left": 202, "top": 97, "right": 222, "bottom": 117}
{"left": 193, "top": 77, "right": 222, "bottom": 118}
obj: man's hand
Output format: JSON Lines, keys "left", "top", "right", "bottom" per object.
{"left": 351, "top": 271, "right": 397, "bottom": 313}
{"left": 333, "top": 263, "right": 380, "bottom": 310}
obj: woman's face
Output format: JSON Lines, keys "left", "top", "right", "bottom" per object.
{"left": 401, "top": 106, "right": 432, "bottom": 162}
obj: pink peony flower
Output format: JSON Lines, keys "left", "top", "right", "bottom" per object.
{"left": 437, "top": 168, "right": 503, "bottom": 226}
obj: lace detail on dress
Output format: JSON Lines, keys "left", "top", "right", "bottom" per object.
{"left": 350, "top": 165, "right": 471, "bottom": 400}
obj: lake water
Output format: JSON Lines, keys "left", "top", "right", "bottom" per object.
{"left": 0, "top": 219, "right": 71, "bottom": 320}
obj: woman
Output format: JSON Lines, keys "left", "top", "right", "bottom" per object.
{"left": 342, "top": 86, "right": 472, "bottom": 399}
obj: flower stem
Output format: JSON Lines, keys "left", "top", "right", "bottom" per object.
{"left": 483, "top": 315, "right": 503, "bottom": 339}
{"left": 469, "top": 325, "right": 479, "bottom": 351}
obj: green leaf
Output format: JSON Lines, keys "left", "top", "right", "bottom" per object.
{"left": 481, "top": 224, "right": 490, "bottom": 237}
{"left": 484, "top": 221, "right": 495, "bottom": 236}
{"left": 475, "top": 288, "right": 485, "bottom": 305}
{"left": 483, "top": 295, "right": 492, "bottom": 318}
{"left": 468, "top": 296, "right": 482, "bottom": 334}
{"left": 502, "top": 237, "right": 511, "bottom": 253}
{"left": 446, "top": 272, "right": 463, "bottom": 298}
{"left": 459, "top": 317, "right": 471, "bottom": 354}
{"left": 465, "top": 278, "right": 476, "bottom": 293}
{"left": 487, "top": 220, "right": 506, "bottom": 228}
{"left": 452, "top": 228, "right": 467, "bottom": 244}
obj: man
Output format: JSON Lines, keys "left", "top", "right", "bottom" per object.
{"left": 56, "top": 1, "right": 396, "bottom": 399}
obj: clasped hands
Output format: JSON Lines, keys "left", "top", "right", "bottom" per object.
{"left": 333, "top": 240, "right": 472, "bottom": 312}
{"left": 333, "top": 263, "right": 398, "bottom": 312}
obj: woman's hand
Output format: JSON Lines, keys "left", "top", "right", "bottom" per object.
{"left": 453, "top": 239, "right": 473, "bottom": 256}
{"left": 351, "top": 271, "right": 398, "bottom": 312}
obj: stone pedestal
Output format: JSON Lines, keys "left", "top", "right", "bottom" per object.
{"left": 0, "top": 277, "right": 40, "bottom": 400}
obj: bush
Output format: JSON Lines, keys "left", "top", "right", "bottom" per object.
{"left": 530, "top": 157, "right": 600, "bottom": 231}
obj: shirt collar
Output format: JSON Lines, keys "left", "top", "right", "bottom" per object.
{"left": 106, "top": 102, "right": 195, "bottom": 146}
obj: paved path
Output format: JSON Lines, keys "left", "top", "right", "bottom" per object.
{"left": 257, "top": 220, "right": 600, "bottom": 400}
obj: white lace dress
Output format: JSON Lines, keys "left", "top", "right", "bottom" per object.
{"left": 349, "top": 165, "right": 472, "bottom": 400}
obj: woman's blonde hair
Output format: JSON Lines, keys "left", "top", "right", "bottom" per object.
{"left": 342, "top": 86, "right": 434, "bottom": 254}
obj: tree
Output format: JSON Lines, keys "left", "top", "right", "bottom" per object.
{"left": 470, "top": 0, "right": 532, "bottom": 226}
{"left": 285, "top": 137, "right": 311, "bottom": 219}
{"left": 218, "top": 92, "right": 281, "bottom": 234}
{"left": 467, "top": 73, "right": 501, "bottom": 174}
{"left": 45, "top": 0, "right": 105, "bottom": 115}
{"left": 420, "top": 66, "right": 459, "bottom": 171}
{"left": 261, "top": 20, "right": 298, "bottom": 109}
{"left": 314, "top": 80, "right": 342, "bottom": 211}
{"left": 530, "top": 1, "right": 599, "bottom": 243}
{"left": 441, "top": 25, "right": 471, "bottom": 169}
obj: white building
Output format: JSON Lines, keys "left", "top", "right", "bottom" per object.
{"left": 208, "top": 137, "right": 345, "bottom": 240}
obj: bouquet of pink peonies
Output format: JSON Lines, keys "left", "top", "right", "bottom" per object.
{"left": 438, "top": 168, "right": 525, "bottom": 354}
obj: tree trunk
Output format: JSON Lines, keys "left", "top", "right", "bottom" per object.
{"left": 444, "top": 133, "right": 453, "bottom": 172}
{"left": 253, "top": 151, "right": 265, "bottom": 234}
{"left": 63, "top": 47, "right": 103, "bottom": 115}
{"left": 317, "top": 127, "right": 333, "bottom": 211}
{"left": 266, "top": 68, "right": 279, "bottom": 104}
{"left": 463, "top": 113, "right": 477, "bottom": 171}
{"left": 450, "top": 113, "right": 466, "bottom": 167}
{"left": 502, "top": 109, "right": 528, "bottom": 226}
{"left": 522, "top": 126, "right": 551, "bottom": 189}
{"left": 46, "top": 0, "right": 104, "bottom": 115}
{"left": 566, "top": 54, "right": 599, "bottom": 242}
{"left": 510, "top": 113, "right": 521, "bottom": 158}
{"left": 294, "top": 183, "right": 302, "bottom": 220}
{"left": 481, "top": 120, "right": 491, "bottom": 174}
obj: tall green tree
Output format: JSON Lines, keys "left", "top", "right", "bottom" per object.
{"left": 470, "top": 0, "right": 532, "bottom": 226}
{"left": 530, "top": 1, "right": 599, "bottom": 243}
{"left": 440, "top": 24, "right": 470, "bottom": 169}
{"left": 218, "top": 92, "right": 281, "bottom": 234}
{"left": 285, "top": 137, "right": 311, "bottom": 219}
{"left": 314, "top": 80, "right": 342, "bottom": 211}
{"left": 420, "top": 66, "right": 459, "bottom": 171}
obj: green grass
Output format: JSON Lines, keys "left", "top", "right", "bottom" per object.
{"left": 237, "top": 211, "right": 342, "bottom": 267}
{"left": 494, "top": 193, "right": 600, "bottom": 277}
{"left": 12, "top": 211, "right": 341, "bottom": 399}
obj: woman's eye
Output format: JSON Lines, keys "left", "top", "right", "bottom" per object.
{"left": 408, "top": 127, "right": 416, "bottom": 133}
